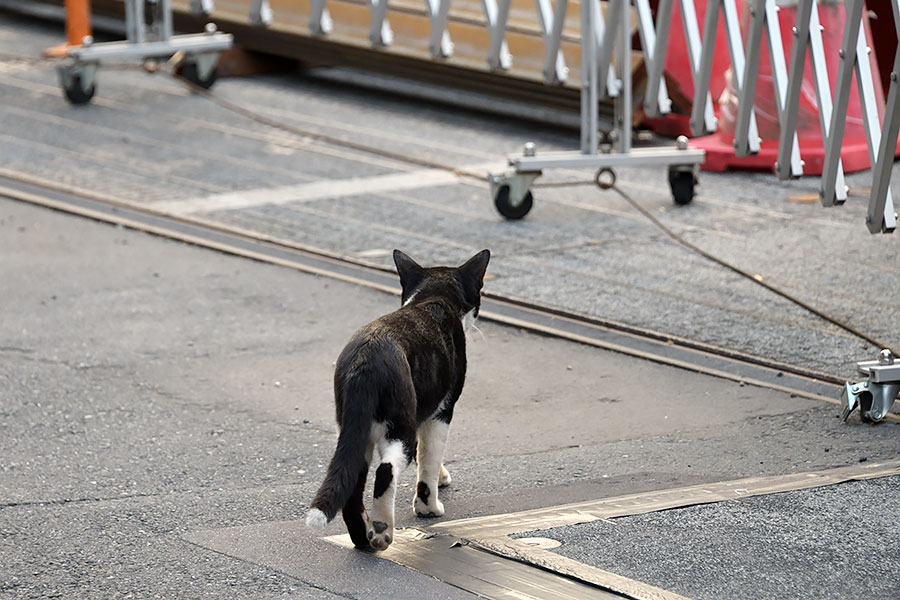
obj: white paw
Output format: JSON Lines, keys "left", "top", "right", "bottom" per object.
{"left": 366, "top": 519, "right": 393, "bottom": 551}
{"left": 438, "top": 465, "right": 452, "bottom": 487}
{"left": 414, "top": 495, "right": 445, "bottom": 518}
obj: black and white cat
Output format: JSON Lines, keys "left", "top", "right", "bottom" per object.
{"left": 306, "top": 249, "right": 491, "bottom": 551}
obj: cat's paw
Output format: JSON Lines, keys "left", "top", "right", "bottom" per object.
{"left": 414, "top": 481, "right": 445, "bottom": 517}
{"left": 414, "top": 495, "right": 445, "bottom": 518}
{"left": 366, "top": 520, "right": 393, "bottom": 551}
{"left": 438, "top": 465, "right": 452, "bottom": 487}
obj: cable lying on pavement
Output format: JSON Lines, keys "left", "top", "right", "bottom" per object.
{"left": 606, "top": 182, "right": 896, "bottom": 358}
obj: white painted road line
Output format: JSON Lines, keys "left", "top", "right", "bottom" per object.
{"left": 149, "top": 169, "right": 461, "bottom": 215}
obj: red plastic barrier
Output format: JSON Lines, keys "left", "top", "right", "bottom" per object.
{"left": 643, "top": 0, "right": 896, "bottom": 175}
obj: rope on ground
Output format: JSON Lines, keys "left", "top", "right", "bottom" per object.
{"left": 608, "top": 182, "right": 897, "bottom": 357}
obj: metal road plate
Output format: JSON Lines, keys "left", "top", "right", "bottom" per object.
{"left": 185, "top": 461, "right": 900, "bottom": 600}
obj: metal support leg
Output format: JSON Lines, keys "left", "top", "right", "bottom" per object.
{"left": 778, "top": 0, "right": 847, "bottom": 198}
{"left": 368, "top": 0, "right": 394, "bottom": 46}
{"left": 190, "top": 0, "right": 214, "bottom": 16}
{"left": 125, "top": 0, "right": 146, "bottom": 44}
{"left": 616, "top": 0, "right": 632, "bottom": 154}
{"left": 249, "top": 0, "right": 273, "bottom": 26}
{"left": 594, "top": 0, "right": 621, "bottom": 97}
{"left": 535, "top": 0, "right": 569, "bottom": 83}
{"left": 852, "top": 17, "right": 897, "bottom": 233}
{"left": 690, "top": 0, "right": 722, "bottom": 136}
{"left": 734, "top": 0, "right": 764, "bottom": 156}
{"left": 807, "top": 1, "right": 847, "bottom": 200}
{"left": 636, "top": 0, "right": 672, "bottom": 117}
{"left": 425, "top": 0, "right": 454, "bottom": 58}
{"left": 762, "top": 0, "right": 803, "bottom": 176}
{"left": 484, "top": 0, "right": 513, "bottom": 70}
{"left": 820, "top": 0, "right": 864, "bottom": 206}
{"left": 597, "top": 0, "right": 623, "bottom": 100}
{"left": 866, "top": 0, "right": 900, "bottom": 233}
{"left": 309, "top": 0, "right": 334, "bottom": 35}
{"left": 721, "top": 0, "right": 759, "bottom": 156}
{"left": 680, "top": 0, "right": 716, "bottom": 134}
{"left": 159, "top": 0, "right": 174, "bottom": 40}
{"left": 160, "top": 0, "right": 173, "bottom": 40}
{"left": 775, "top": 0, "right": 812, "bottom": 179}
{"left": 581, "top": 0, "right": 599, "bottom": 154}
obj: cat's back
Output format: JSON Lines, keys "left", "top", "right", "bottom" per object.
{"left": 382, "top": 299, "right": 461, "bottom": 346}
{"left": 338, "top": 300, "right": 459, "bottom": 366}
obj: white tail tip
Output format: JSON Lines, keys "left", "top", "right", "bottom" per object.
{"left": 306, "top": 508, "right": 328, "bottom": 529}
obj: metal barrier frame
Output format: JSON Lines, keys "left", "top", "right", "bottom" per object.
{"left": 487, "top": 0, "right": 706, "bottom": 216}
{"left": 57, "top": 0, "right": 233, "bottom": 104}
{"left": 485, "top": 0, "right": 897, "bottom": 236}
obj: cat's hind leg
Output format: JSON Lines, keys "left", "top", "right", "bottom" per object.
{"left": 439, "top": 464, "right": 452, "bottom": 487}
{"left": 342, "top": 467, "right": 372, "bottom": 549}
{"left": 414, "top": 419, "right": 450, "bottom": 517}
{"left": 367, "top": 436, "right": 410, "bottom": 551}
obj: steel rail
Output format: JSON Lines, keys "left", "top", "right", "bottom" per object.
{"left": 1, "top": 171, "right": 867, "bottom": 413}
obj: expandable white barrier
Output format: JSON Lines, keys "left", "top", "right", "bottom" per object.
{"left": 491, "top": 0, "right": 898, "bottom": 235}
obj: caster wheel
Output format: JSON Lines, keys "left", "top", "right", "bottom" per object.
{"left": 63, "top": 73, "right": 95, "bottom": 105}
{"left": 858, "top": 391, "right": 875, "bottom": 423}
{"left": 178, "top": 61, "right": 218, "bottom": 90}
{"left": 668, "top": 169, "right": 696, "bottom": 205}
{"left": 494, "top": 185, "right": 533, "bottom": 220}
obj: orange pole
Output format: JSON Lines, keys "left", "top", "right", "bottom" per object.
{"left": 65, "top": 0, "right": 92, "bottom": 47}
{"left": 44, "top": 0, "right": 92, "bottom": 58}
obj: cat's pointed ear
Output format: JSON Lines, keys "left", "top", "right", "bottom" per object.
{"left": 460, "top": 249, "right": 491, "bottom": 288}
{"left": 394, "top": 249, "right": 425, "bottom": 290}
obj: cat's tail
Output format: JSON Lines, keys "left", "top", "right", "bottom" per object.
{"left": 306, "top": 372, "right": 376, "bottom": 529}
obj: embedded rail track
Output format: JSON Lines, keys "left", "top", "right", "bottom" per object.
{"left": 0, "top": 171, "right": 858, "bottom": 411}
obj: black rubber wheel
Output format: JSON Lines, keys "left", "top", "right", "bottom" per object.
{"left": 668, "top": 169, "right": 696, "bottom": 205}
{"left": 857, "top": 390, "right": 875, "bottom": 423}
{"left": 494, "top": 185, "right": 533, "bottom": 220}
{"left": 178, "top": 61, "right": 218, "bottom": 90}
{"left": 63, "top": 73, "right": 95, "bottom": 105}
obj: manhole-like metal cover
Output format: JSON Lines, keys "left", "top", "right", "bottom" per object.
{"left": 516, "top": 537, "right": 562, "bottom": 549}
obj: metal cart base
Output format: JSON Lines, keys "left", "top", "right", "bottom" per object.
{"left": 487, "top": 0, "right": 705, "bottom": 219}
{"left": 57, "top": 0, "right": 233, "bottom": 104}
